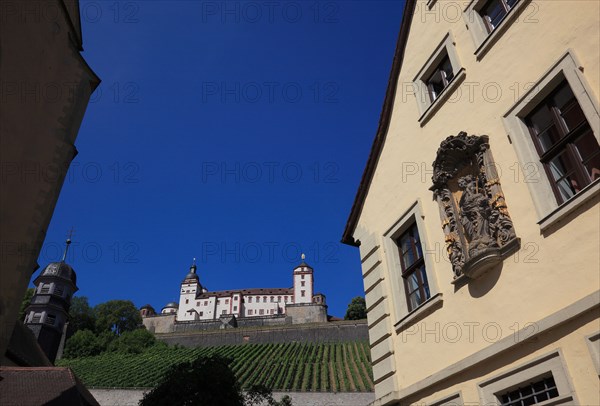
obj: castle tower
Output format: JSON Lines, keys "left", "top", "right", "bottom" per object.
{"left": 24, "top": 238, "right": 78, "bottom": 363}
{"left": 177, "top": 259, "right": 203, "bottom": 321}
{"left": 140, "top": 304, "right": 156, "bottom": 318}
{"left": 292, "top": 254, "right": 313, "bottom": 304}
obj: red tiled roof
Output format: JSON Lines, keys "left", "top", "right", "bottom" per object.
{"left": 0, "top": 367, "right": 99, "bottom": 406}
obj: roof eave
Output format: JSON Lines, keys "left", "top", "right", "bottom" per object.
{"left": 341, "top": 0, "right": 417, "bottom": 247}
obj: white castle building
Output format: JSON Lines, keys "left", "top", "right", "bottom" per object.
{"left": 142, "top": 255, "right": 328, "bottom": 332}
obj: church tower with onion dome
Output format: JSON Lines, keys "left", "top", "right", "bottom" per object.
{"left": 177, "top": 259, "right": 207, "bottom": 321}
{"left": 24, "top": 238, "right": 78, "bottom": 363}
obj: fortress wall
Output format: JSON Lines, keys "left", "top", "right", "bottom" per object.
{"left": 172, "top": 314, "right": 290, "bottom": 333}
{"left": 285, "top": 303, "right": 328, "bottom": 324}
{"left": 142, "top": 314, "right": 176, "bottom": 334}
{"left": 156, "top": 320, "right": 368, "bottom": 347}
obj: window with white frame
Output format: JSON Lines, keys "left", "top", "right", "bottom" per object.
{"left": 383, "top": 201, "right": 441, "bottom": 324}
{"left": 524, "top": 81, "right": 599, "bottom": 204}
{"left": 480, "top": 0, "right": 519, "bottom": 32}
{"left": 395, "top": 222, "right": 430, "bottom": 312}
{"left": 478, "top": 350, "right": 575, "bottom": 405}
{"left": 463, "top": 0, "right": 530, "bottom": 58}
{"left": 412, "top": 33, "right": 464, "bottom": 126}
{"left": 502, "top": 51, "right": 600, "bottom": 229}
{"left": 425, "top": 55, "right": 455, "bottom": 103}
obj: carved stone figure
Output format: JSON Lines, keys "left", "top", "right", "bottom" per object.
{"left": 457, "top": 174, "right": 498, "bottom": 256}
{"left": 430, "top": 132, "right": 519, "bottom": 280}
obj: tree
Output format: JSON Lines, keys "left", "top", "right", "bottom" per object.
{"left": 63, "top": 329, "right": 102, "bottom": 358}
{"left": 95, "top": 300, "right": 142, "bottom": 335}
{"left": 245, "top": 385, "right": 292, "bottom": 406}
{"left": 108, "top": 328, "right": 155, "bottom": 354}
{"left": 97, "top": 330, "right": 117, "bottom": 352}
{"left": 344, "top": 296, "right": 367, "bottom": 320}
{"left": 139, "top": 355, "right": 244, "bottom": 406}
{"left": 139, "top": 356, "right": 293, "bottom": 406}
{"left": 67, "top": 296, "right": 96, "bottom": 339}
{"left": 18, "top": 288, "right": 35, "bottom": 321}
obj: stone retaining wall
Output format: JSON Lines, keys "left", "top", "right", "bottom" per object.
{"left": 157, "top": 320, "right": 368, "bottom": 347}
{"left": 89, "top": 389, "right": 375, "bottom": 406}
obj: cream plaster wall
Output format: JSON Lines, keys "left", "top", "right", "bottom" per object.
{"left": 352, "top": 0, "right": 600, "bottom": 403}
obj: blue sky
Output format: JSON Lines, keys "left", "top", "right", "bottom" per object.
{"left": 37, "top": 0, "right": 405, "bottom": 317}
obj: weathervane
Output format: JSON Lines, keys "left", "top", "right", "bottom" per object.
{"left": 62, "top": 227, "right": 75, "bottom": 262}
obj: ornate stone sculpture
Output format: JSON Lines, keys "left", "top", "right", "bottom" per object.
{"left": 430, "top": 132, "right": 519, "bottom": 280}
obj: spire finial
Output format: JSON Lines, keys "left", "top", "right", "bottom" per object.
{"left": 190, "top": 257, "right": 197, "bottom": 273}
{"left": 301, "top": 253, "right": 306, "bottom": 261}
{"left": 62, "top": 227, "right": 75, "bottom": 262}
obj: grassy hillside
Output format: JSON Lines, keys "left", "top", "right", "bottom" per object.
{"left": 58, "top": 341, "right": 374, "bottom": 392}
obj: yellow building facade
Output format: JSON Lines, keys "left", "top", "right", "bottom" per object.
{"left": 342, "top": 1, "right": 599, "bottom": 405}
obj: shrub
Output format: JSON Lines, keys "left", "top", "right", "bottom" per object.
{"left": 63, "top": 330, "right": 102, "bottom": 358}
{"left": 108, "top": 328, "right": 155, "bottom": 354}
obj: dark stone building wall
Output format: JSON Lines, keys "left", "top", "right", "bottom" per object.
{"left": 0, "top": 0, "right": 99, "bottom": 359}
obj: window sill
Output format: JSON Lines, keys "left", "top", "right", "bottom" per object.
{"left": 538, "top": 179, "right": 600, "bottom": 232}
{"left": 394, "top": 293, "right": 443, "bottom": 333}
{"left": 474, "top": 0, "right": 532, "bottom": 61}
{"left": 418, "top": 68, "right": 466, "bottom": 127}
